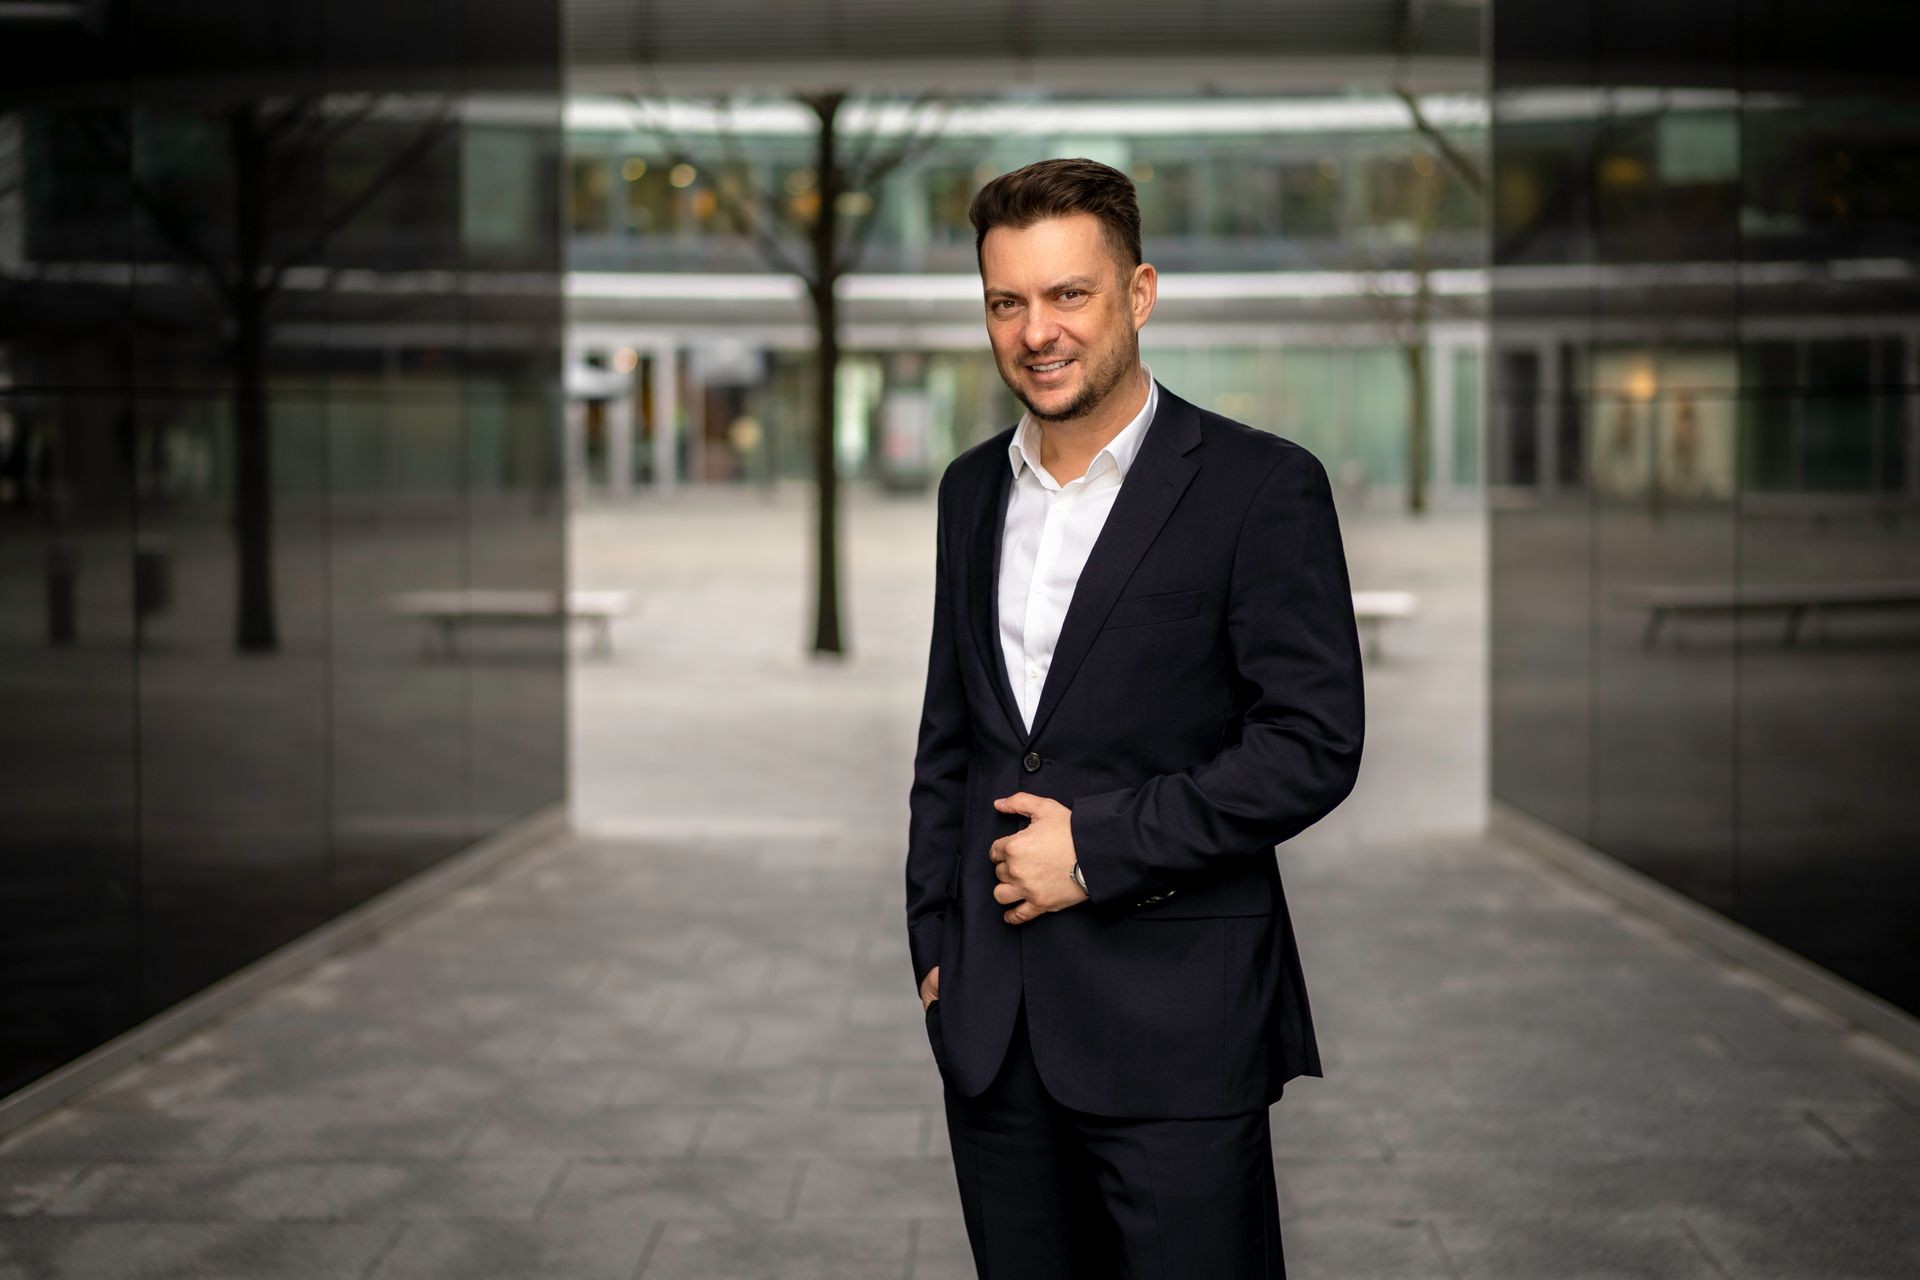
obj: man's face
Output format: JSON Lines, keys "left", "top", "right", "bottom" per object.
{"left": 979, "top": 212, "right": 1154, "bottom": 425}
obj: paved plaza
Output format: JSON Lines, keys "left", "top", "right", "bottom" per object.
{"left": 2, "top": 480, "right": 1916, "bottom": 1279}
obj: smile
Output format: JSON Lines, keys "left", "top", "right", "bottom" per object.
{"left": 1028, "top": 359, "right": 1072, "bottom": 373}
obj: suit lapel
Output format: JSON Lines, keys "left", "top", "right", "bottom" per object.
{"left": 967, "top": 447, "right": 1024, "bottom": 738}
{"left": 967, "top": 381, "right": 1204, "bottom": 748}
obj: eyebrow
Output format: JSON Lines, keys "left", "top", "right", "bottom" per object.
{"left": 983, "top": 275, "right": 1101, "bottom": 300}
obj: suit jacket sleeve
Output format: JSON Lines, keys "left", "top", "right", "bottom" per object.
{"left": 1068, "top": 445, "right": 1364, "bottom": 904}
{"left": 904, "top": 466, "right": 972, "bottom": 988}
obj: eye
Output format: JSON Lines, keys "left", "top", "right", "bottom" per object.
{"left": 1059, "top": 289, "right": 1087, "bottom": 302}
{"left": 989, "top": 299, "right": 1019, "bottom": 314}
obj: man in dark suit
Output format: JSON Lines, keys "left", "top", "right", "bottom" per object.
{"left": 904, "top": 157, "right": 1366, "bottom": 1278}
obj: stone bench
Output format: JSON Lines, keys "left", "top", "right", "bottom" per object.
{"left": 1612, "top": 580, "right": 1920, "bottom": 647}
{"left": 387, "top": 589, "right": 635, "bottom": 657}
{"left": 1352, "top": 590, "right": 1419, "bottom": 661}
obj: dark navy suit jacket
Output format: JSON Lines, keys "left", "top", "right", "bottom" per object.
{"left": 905, "top": 380, "right": 1365, "bottom": 1119}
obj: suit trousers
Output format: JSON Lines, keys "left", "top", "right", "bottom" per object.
{"left": 936, "top": 993, "right": 1286, "bottom": 1279}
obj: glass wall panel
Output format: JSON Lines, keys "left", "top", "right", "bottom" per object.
{"left": 328, "top": 389, "right": 471, "bottom": 909}
{"left": 1735, "top": 390, "right": 1920, "bottom": 1006}
{"left": 1492, "top": 0, "right": 1920, "bottom": 1016}
{"left": 0, "top": 391, "right": 142, "bottom": 1099}
{"left": 0, "top": 0, "right": 564, "bottom": 1102}
{"left": 134, "top": 393, "right": 331, "bottom": 1013}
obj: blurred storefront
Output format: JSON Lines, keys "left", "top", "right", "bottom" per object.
{"left": 561, "top": 64, "right": 1491, "bottom": 505}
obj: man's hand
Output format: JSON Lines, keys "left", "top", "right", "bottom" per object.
{"left": 920, "top": 965, "right": 939, "bottom": 1010}
{"left": 990, "top": 792, "right": 1089, "bottom": 925}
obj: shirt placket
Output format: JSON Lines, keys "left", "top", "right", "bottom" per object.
{"left": 1022, "top": 472, "right": 1088, "bottom": 725}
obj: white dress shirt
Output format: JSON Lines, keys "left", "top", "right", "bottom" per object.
{"left": 998, "top": 365, "right": 1159, "bottom": 734}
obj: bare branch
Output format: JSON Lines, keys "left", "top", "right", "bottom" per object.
{"left": 1394, "top": 87, "right": 1483, "bottom": 197}
{"left": 74, "top": 112, "right": 236, "bottom": 308}
{"left": 629, "top": 93, "right": 814, "bottom": 283}
{"left": 271, "top": 95, "right": 390, "bottom": 169}
{"left": 832, "top": 94, "right": 951, "bottom": 278}
{"left": 706, "top": 95, "right": 816, "bottom": 280}
{"left": 263, "top": 102, "right": 457, "bottom": 298}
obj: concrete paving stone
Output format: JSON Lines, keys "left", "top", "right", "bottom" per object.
{"left": 521, "top": 1013, "right": 741, "bottom": 1070}
{"left": 824, "top": 1064, "right": 946, "bottom": 1109}
{"left": 367, "top": 1218, "right": 654, "bottom": 1279}
{"left": 696, "top": 1108, "right": 928, "bottom": 1158}
{"left": 1269, "top": 1102, "right": 1393, "bottom": 1161}
{"left": 294, "top": 1159, "right": 568, "bottom": 1221}
{"left": 0, "top": 1164, "right": 90, "bottom": 1217}
{"left": 0, "top": 1221, "right": 400, "bottom": 1280}
{"left": 1276, "top": 1156, "right": 1799, "bottom": 1223}
{"left": 908, "top": 1252, "right": 978, "bottom": 1280}
{"left": 1800, "top": 1102, "right": 1920, "bottom": 1161}
{"left": 0, "top": 1108, "right": 258, "bottom": 1162}
{"left": 389, "top": 1062, "right": 630, "bottom": 1111}
{"left": 1429, "top": 1216, "right": 1727, "bottom": 1279}
{"left": 72, "top": 1057, "right": 436, "bottom": 1113}
{"left": 1368, "top": 1102, "right": 1858, "bottom": 1163}
{"left": 38, "top": 1160, "right": 323, "bottom": 1219}
{"left": 1681, "top": 1210, "right": 1920, "bottom": 1280}
{"left": 609, "top": 1062, "right": 829, "bottom": 1109}
{"left": 641, "top": 971, "right": 847, "bottom": 1019}
{"left": 1277, "top": 1215, "right": 1453, "bottom": 1280}
{"left": 541, "top": 1157, "right": 798, "bottom": 1220}
{"left": 1763, "top": 1165, "right": 1920, "bottom": 1222}
{"left": 220, "top": 1100, "right": 487, "bottom": 1160}
{"left": 846, "top": 991, "right": 928, "bottom": 1030}
{"left": 638, "top": 1218, "right": 910, "bottom": 1280}
{"left": 1310, "top": 1047, "right": 1903, "bottom": 1111}
{"left": 765, "top": 953, "right": 869, "bottom": 998}
{"left": 907, "top": 1214, "right": 976, "bottom": 1280}
{"left": 733, "top": 1019, "right": 930, "bottom": 1071}
{"left": 794, "top": 1157, "right": 967, "bottom": 1218}
{"left": 463, "top": 1103, "right": 705, "bottom": 1159}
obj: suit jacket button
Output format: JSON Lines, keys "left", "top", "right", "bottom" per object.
{"left": 1022, "top": 751, "right": 1041, "bottom": 772}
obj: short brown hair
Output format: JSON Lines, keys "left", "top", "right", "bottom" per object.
{"left": 968, "top": 157, "right": 1142, "bottom": 276}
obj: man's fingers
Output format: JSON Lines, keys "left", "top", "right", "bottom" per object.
{"left": 1003, "top": 900, "right": 1041, "bottom": 925}
{"left": 992, "top": 882, "right": 1023, "bottom": 906}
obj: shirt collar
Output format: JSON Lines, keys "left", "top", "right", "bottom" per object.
{"left": 1007, "top": 363, "right": 1158, "bottom": 485}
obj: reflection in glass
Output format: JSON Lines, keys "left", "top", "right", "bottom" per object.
{"left": 1491, "top": 0, "right": 1920, "bottom": 1014}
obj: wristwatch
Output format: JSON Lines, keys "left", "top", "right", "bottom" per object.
{"left": 1070, "top": 861, "right": 1088, "bottom": 895}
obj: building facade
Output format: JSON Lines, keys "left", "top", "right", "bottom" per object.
{"left": 562, "top": 92, "right": 1490, "bottom": 507}
{"left": 0, "top": 0, "right": 566, "bottom": 1101}
{"left": 1489, "top": 0, "right": 1920, "bottom": 1017}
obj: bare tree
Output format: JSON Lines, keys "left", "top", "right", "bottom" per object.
{"left": 630, "top": 91, "right": 947, "bottom": 657}
{"left": 1335, "top": 87, "right": 1483, "bottom": 516}
{"left": 79, "top": 95, "right": 455, "bottom": 651}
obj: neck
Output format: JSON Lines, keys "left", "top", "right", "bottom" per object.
{"left": 1033, "top": 362, "right": 1149, "bottom": 477}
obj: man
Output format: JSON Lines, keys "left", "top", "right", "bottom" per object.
{"left": 904, "top": 156, "right": 1365, "bottom": 1278}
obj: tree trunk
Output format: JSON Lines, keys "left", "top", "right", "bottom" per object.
{"left": 230, "top": 105, "right": 278, "bottom": 651}
{"left": 1403, "top": 169, "right": 1436, "bottom": 518}
{"left": 807, "top": 95, "right": 846, "bottom": 656}
{"left": 1403, "top": 340, "right": 1428, "bottom": 516}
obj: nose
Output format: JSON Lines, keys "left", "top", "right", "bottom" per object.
{"left": 1020, "top": 305, "right": 1061, "bottom": 355}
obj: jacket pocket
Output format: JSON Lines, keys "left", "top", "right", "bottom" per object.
{"left": 1102, "top": 587, "right": 1206, "bottom": 630}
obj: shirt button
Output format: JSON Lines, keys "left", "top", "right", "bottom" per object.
{"left": 1022, "top": 751, "right": 1042, "bottom": 773}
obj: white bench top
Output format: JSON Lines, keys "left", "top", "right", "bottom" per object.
{"left": 1352, "top": 590, "right": 1419, "bottom": 619}
{"left": 1612, "top": 580, "right": 1920, "bottom": 610}
{"left": 387, "top": 589, "right": 634, "bottom": 618}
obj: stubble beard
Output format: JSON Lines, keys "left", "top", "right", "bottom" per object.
{"left": 1004, "top": 329, "right": 1141, "bottom": 426}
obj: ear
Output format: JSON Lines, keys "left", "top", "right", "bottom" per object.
{"left": 1130, "top": 262, "right": 1157, "bottom": 331}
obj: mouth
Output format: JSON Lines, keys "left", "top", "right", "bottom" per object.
{"left": 1025, "top": 357, "right": 1074, "bottom": 383}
